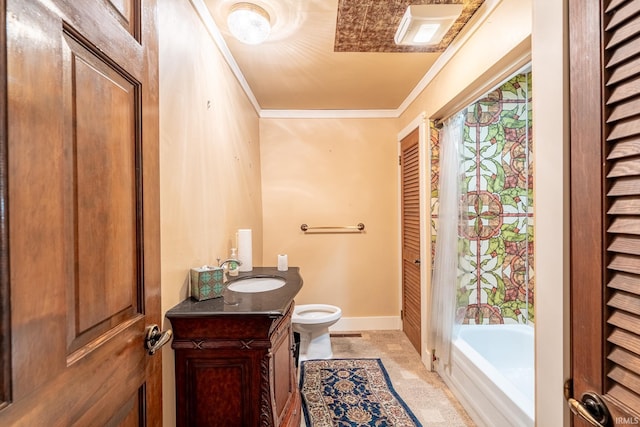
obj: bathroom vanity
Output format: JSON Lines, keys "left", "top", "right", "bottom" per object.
{"left": 166, "top": 267, "right": 303, "bottom": 427}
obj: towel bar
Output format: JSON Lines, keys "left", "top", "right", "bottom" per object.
{"left": 300, "top": 223, "right": 365, "bottom": 232}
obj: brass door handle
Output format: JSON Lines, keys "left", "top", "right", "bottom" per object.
{"left": 564, "top": 381, "right": 611, "bottom": 427}
{"left": 145, "top": 324, "right": 173, "bottom": 355}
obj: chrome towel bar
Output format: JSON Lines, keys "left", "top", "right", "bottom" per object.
{"left": 300, "top": 223, "right": 365, "bottom": 232}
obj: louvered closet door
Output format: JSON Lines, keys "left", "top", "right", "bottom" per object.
{"left": 570, "top": 0, "right": 640, "bottom": 422}
{"left": 401, "top": 128, "right": 421, "bottom": 354}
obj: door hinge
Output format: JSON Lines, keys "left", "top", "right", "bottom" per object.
{"left": 398, "top": 155, "right": 402, "bottom": 166}
{"left": 400, "top": 309, "right": 403, "bottom": 319}
{"left": 564, "top": 378, "right": 573, "bottom": 400}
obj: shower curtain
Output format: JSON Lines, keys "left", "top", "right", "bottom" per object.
{"left": 430, "top": 111, "right": 465, "bottom": 369}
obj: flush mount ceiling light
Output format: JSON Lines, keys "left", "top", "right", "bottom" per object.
{"left": 227, "top": 2, "right": 271, "bottom": 45}
{"left": 394, "top": 4, "right": 464, "bottom": 46}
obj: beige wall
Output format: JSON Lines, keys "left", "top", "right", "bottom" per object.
{"left": 158, "top": 0, "right": 263, "bottom": 425}
{"left": 260, "top": 118, "right": 400, "bottom": 323}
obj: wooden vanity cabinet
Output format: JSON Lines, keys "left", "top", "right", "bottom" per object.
{"left": 168, "top": 301, "right": 301, "bottom": 427}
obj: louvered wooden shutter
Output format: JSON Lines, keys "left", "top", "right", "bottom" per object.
{"left": 604, "top": 0, "right": 640, "bottom": 411}
{"left": 401, "top": 129, "right": 421, "bottom": 353}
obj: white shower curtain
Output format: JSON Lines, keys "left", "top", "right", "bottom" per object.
{"left": 431, "top": 111, "right": 465, "bottom": 370}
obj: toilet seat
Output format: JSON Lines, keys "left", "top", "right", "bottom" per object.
{"left": 292, "top": 304, "right": 342, "bottom": 324}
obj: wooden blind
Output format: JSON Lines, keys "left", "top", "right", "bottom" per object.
{"left": 401, "top": 129, "right": 421, "bottom": 353}
{"left": 604, "top": 0, "right": 640, "bottom": 412}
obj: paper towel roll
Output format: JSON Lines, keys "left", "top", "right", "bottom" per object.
{"left": 237, "top": 229, "right": 253, "bottom": 271}
{"left": 277, "top": 254, "right": 288, "bottom": 271}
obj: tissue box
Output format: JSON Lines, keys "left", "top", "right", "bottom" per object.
{"left": 190, "top": 266, "right": 225, "bottom": 301}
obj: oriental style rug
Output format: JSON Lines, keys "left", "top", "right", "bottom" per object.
{"left": 299, "top": 358, "right": 423, "bottom": 427}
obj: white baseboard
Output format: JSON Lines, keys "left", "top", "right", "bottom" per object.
{"left": 329, "top": 316, "right": 401, "bottom": 332}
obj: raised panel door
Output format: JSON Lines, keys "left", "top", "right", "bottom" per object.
{"left": 0, "top": 0, "right": 161, "bottom": 424}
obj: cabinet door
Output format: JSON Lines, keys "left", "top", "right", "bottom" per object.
{"left": 176, "top": 352, "right": 257, "bottom": 427}
{"left": 272, "top": 319, "right": 295, "bottom": 424}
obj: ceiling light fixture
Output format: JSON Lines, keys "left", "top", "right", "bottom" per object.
{"left": 394, "top": 4, "right": 464, "bottom": 46}
{"left": 227, "top": 2, "right": 271, "bottom": 45}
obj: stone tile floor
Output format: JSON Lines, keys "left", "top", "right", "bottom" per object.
{"left": 299, "top": 330, "right": 475, "bottom": 427}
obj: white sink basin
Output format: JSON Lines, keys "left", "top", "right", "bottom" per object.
{"left": 227, "top": 277, "right": 286, "bottom": 293}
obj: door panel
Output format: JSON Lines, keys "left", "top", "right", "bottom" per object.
{"left": 64, "top": 30, "right": 141, "bottom": 354}
{"left": 401, "top": 128, "right": 421, "bottom": 354}
{"left": 0, "top": 0, "right": 160, "bottom": 425}
{"left": 106, "top": 0, "right": 140, "bottom": 38}
{"left": 570, "top": 0, "right": 640, "bottom": 423}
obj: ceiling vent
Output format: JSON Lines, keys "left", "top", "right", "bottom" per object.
{"left": 394, "top": 4, "right": 464, "bottom": 46}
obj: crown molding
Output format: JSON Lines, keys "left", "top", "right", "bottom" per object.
{"left": 259, "top": 109, "right": 399, "bottom": 119}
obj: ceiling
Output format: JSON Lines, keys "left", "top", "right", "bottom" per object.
{"left": 202, "top": 0, "right": 486, "bottom": 112}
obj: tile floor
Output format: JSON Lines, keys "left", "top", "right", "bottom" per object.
{"left": 299, "top": 330, "right": 475, "bottom": 427}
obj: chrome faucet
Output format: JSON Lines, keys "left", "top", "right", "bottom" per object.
{"left": 217, "top": 257, "right": 242, "bottom": 281}
{"left": 218, "top": 258, "right": 242, "bottom": 269}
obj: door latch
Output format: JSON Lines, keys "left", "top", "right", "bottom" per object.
{"left": 564, "top": 379, "right": 612, "bottom": 427}
{"left": 144, "top": 324, "right": 173, "bottom": 355}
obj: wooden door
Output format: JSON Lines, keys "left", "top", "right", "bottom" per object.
{"left": 569, "top": 0, "right": 640, "bottom": 424}
{"left": 0, "top": 0, "right": 161, "bottom": 425}
{"left": 401, "top": 128, "right": 421, "bottom": 354}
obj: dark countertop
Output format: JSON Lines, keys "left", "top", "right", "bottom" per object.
{"left": 165, "top": 267, "right": 303, "bottom": 318}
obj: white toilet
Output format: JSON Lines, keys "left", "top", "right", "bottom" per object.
{"left": 292, "top": 304, "right": 342, "bottom": 361}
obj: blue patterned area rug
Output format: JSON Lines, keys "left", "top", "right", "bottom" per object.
{"left": 299, "top": 358, "right": 423, "bottom": 427}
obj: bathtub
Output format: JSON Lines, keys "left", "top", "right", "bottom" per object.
{"left": 437, "top": 324, "right": 534, "bottom": 427}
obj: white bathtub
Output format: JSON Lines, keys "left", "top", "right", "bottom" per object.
{"left": 437, "top": 324, "right": 534, "bottom": 427}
